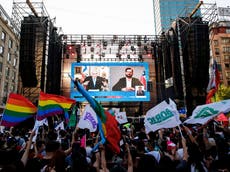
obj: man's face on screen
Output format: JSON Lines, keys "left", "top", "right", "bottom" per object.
{"left": 125, "top": 69, "right": 133, "bottom": 78}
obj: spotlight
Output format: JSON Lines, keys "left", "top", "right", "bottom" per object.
{"left": 138, "top": 54, "right": 143, "bottom": 62}
{"left": 87, "top": 41, "right": 91, "bottom": 46}
{"left": 137, "top": 41, "right": 141, "bottom": 47}
{"left": 103, "top": 41, "right": 107, "bottom": 47}
{"left": 131, "top": 46, "right": 135, "bottom": 51}
{"left": 119, "top": 41, "right": 125, "bottom": 48}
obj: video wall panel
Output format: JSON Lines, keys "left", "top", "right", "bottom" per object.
{"left": 70, "top": 62, "right": 150, "bottom": 102}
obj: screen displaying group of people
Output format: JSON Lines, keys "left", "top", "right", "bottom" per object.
{"left": 80, "top": 67, "right": 145, "bottom": 96}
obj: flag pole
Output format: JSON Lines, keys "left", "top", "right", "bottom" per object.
{"left": 177, "top": 125, "right": 184, "bottom": 138}
{"left": 68, "top": 73, "right": 106, "bottom": 151}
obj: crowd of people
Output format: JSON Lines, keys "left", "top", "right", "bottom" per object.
{"left": 0, "top": 116, "right": 229, "bottom": 172}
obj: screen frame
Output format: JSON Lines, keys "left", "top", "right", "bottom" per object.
{"left": 70, "top": 62, "right": 150, "bottom": 102}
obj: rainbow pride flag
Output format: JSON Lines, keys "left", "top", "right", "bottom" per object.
{"left": 1, "top": 93, "right": 37, "bottom": 127}
{"left": 37, "top": 92, "right": 76, "bottom": 122}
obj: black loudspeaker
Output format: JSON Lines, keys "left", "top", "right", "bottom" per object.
{"left": 19, "top": 17, "right": 37, "bottom": 87}
{"left": 147, "top": 81, "right": 153, "bottom": 92}
{"left": 76, "top": 44, "right": 81, "bottom": 62}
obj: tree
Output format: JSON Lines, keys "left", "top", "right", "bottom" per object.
{"left": 212, "top": 84, "right": 230, "bottom": 102}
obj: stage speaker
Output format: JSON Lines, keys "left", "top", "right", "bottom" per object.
{"left": 147, "top": 81, "right": 153, "bottom": 92}
{"left": 76, "top": 44, "right": 81, "bottom": 62}
{"left": 19, "top": 17, "right": 37, "bottom": 87}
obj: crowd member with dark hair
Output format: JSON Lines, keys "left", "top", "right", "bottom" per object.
{"left": 0, "top": 130, "right": 35, "bottom": 172}
{"left": 0, "top": 114, "right": 229, "bottom": 172}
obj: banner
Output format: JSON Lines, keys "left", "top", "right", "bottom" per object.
{"left": 55, "top": 121, "right": 65, "bottom": 131}
{"left": 144, "top": 99, "right": 181, "bottom": 133}
{"left": 115, "top": 112, "right": 128, "bottom": 124}
{"left": 77, "top": 104, "right": 98, "bottom": 132}
{"left": 184, "top": 99, "right": 230, "bottom": 124}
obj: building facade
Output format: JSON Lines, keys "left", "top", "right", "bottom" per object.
{"left": 0, "top": 5, "right": 20, "bottom": 111}
{"left": 210, "top": 21, "right": 230, "bottom": 86}
{"left": 153, "top": 0, "right": 200, "bottom": 34}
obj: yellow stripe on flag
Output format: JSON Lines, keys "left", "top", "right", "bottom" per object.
{"left": 6, "top": 104, "right": 37, "bottom": 113}
{"left": 39, "top": 100, "right": 73, "bottom": 109}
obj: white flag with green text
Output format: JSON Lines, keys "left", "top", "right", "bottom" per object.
{"left": 144, "top": 99, "right": 181, "bottom": 133}
{"left": 184, "top": 99, "right": 230, "bottom": 125}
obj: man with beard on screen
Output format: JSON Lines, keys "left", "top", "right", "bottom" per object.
{"left": 112, "top": 67, "right": 143, "bottom": 91}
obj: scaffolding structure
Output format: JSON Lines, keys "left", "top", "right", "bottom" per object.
{"left": 159, "top": 2, "right": 219, "bottom": 114}
{"left": 60, "top": 34, "right": 162, "bottom": 114}
{"left": 61, "top": 34, "right": 163, "bottom": 62}
{"left": 11, "top": 0, "right": 52, "bottom": 103}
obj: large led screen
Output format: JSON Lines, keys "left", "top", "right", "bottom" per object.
{"left": 70, "top": 62, "right": 150, "bottom": 102}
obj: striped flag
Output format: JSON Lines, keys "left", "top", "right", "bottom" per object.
{"left": 37, "top": 92, "right": 76, "bottom": 122}
{"left": 206, "top": 60, "right": 220, "bottom": 103}
{"left": 1, "top": 93, "right": 37, "bottom": 127}
{"left": 74, "top": 80, "right": 121, "bottom": 154}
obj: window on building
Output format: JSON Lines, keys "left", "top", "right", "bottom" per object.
{"left": 215, "top": 48, "right": 220, "bottom": 55}
{"left": 228, "top": 80, "right": 230, "bottom": 85}
{"left": 4, "top": 82, "right": 8, "bottom": 92}
{"left": 215, "top": 56, "right": 220, "bottom": 63}
{"left": 223, "top": 47, "right": 230, "bottom": 53}
{"left": 5, "top": 67, "right": 10, "bottom": 78}
{"left": 221, "top": 38, "right": 230, "bottom": 44}
{"left": 1, "top": 31, "right": 6, "bottom": 41}
{"left": 225, "top": 63, "right": 230, "bottom": 69}
{"left": 11, "top": 85, "right": 15, "bottom": 92}
{"left": 226, "top": 71, "right": 230, "bottom": 79}
{"left": 12, "top": 71, "right": 15, "bottom": 80}
{"left": 7, "top": 53, "right": 11, "bottom": 62}
{"left": 226, "top": 29, "right": 230, "bottom": 34}
{"left": 0, "top": 46, "right": 4, "bottom": 55}
{"left": 8, "top": 39, "right": 12, "bottom": 49}
{"left": 224, "top": 55, "right": 230, "bottom": 60}
{"left": 0, "top": 62, "right": 2, "bottom": 73}
{"left": 214, "top": 40, "right": 218, "bottom": 46}
{"left": 13, "top": 58, "right": 17, "bottom": 66}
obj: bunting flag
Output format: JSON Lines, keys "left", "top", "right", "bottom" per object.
{"left": 206, "top": 60, "right": 220, "bottom": 104}
{"left": 37, "top": 92, "right": 76, "bottom": 122}
{"left": 183, "top": 99, "right": 230, "bottom": 125}
{"left": 73, "top": 78, "right": 121, "bottom": 154}
{"left": 1, "top": 93, "right": 37, "bottom": 127}
{"left": 144, "top": 99, "right": 181, "bottom": 133}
